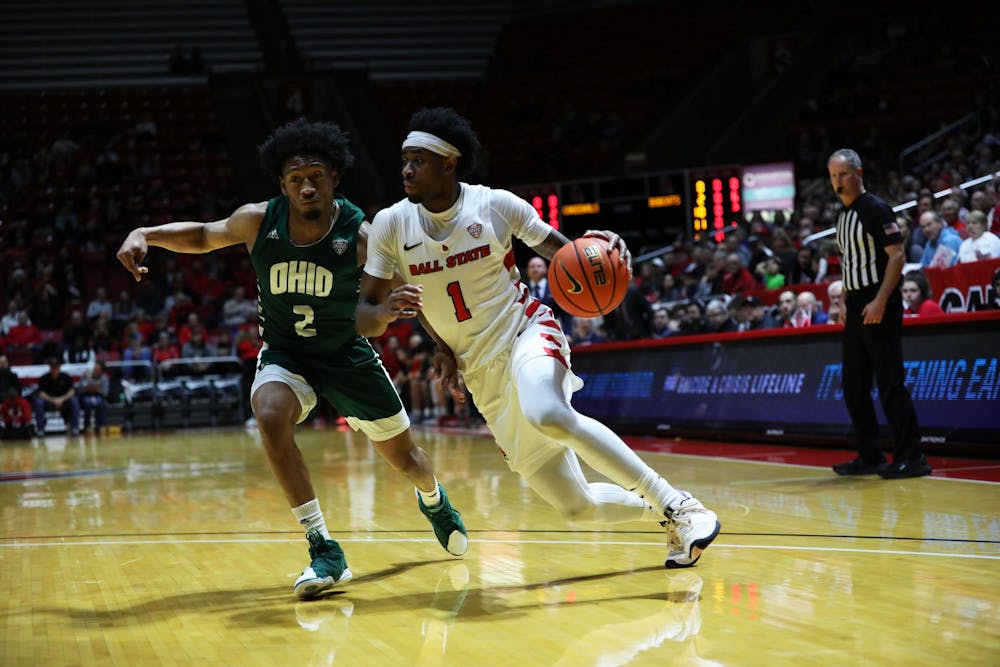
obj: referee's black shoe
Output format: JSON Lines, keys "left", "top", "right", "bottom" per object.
{"left": 878, "top": 456, "right": 932, "bottom": 479}
{"left": 832, "top": 456, "right": 887, "bottom": 476}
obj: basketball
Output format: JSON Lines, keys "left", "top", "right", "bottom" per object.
{"left": 549, "top": 237, "right": 629, "bottom": 318}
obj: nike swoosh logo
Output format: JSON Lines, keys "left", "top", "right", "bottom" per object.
{"left": 404, "top": 241, "right": 423, "bottom": 251}
{"left": 558, "top": 263, "right": 583, "bottom": 294}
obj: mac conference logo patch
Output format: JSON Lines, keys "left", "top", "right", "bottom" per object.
{"left": 331, "top": 238, "right": 349, "bottom": 255}
{"left": 466, "top": 223, "right": 483, "bottom": 239}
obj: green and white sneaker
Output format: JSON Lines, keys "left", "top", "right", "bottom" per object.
{"left": 293, "top": 529, "right": 353, "bottom": 600}
{"left": 417, "top": 485, "right": 468, "bottom": 556}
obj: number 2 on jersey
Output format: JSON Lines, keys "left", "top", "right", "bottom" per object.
{"left": 293, "top": 305, "right": 316, "bottom": 337}
{"left": 446, "top": 281, "right": 472, "bottom": 322}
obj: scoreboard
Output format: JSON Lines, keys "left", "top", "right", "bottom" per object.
{"left": 512, "top": 165, "right": 771, "bottom": 247}
{"left": 688, "top": 166, "right": 742, "bottom": 243}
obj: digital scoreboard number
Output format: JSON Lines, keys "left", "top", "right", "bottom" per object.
{"left": 689, "top": 167, "right": 742, "bottom": 242}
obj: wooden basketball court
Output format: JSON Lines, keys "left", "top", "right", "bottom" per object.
{"left": 2, "top": 425, "right": 998, "bottom": 665}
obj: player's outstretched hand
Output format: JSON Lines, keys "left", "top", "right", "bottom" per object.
{"left": 583, "top": 229, "right": 633, "bottom": 279}
{"left": 432, "top": 349, "right": 465, "bottom": 404}
{"left": 116, "top": 230, "right": 150, "bottom": 282}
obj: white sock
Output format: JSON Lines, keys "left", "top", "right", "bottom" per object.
{"left": 291, "top": 498, "right": 330, "bottom": 540}
{"left": 417, "top": 478, "right": 441, "bottom": 508}
{"left": 632, "top": 469, "right": 686, "bottom": 517}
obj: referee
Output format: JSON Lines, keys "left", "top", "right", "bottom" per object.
{"left": 828, "top": 149, "right": 931, "bottom": 478}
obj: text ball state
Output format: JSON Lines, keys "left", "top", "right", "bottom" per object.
{"left": 549, "top": 237, "right": 629, "bottom": 318}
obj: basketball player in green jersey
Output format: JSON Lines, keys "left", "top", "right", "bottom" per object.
{"left": 116, "top": 120, "right": 466, "bottom": 599}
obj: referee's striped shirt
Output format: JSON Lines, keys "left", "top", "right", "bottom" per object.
{"left": 835, "top": 191, "right": 901, "bottom": 291}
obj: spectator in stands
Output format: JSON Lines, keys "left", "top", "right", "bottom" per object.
{"left": 889, "top": 214, "right": 916, "bottom": 263}
{"left": 676, "top": 301, "right": 703, "bottom": 335}
{"left": 755, "top": 256, "right": 786, "bottom": 289}
{"left": 901, "top": 271, "right": 945, "bottom": 317}
{"left": 62, "top": 335, "right": 96, "bottom": 365}
{"left": 77, "top": 361, "right": 108, "bottom": 433}
{"left": 746, "top": 236, "right": 770, "bottom": 274}
{"left": 775, "top": 290, "right": 797, "bottom": 327}
{"left": 769, "top": 228, "right": 798, "bottom": 276}
{"left": 0, "top": 354, "right": 21, "bottom": 398}
{"left": 90, "top": 312, "right": 114, "bottom": 352}
{"left": 1, "top": 387, "right": 34, "bottom": 440}
{"left": 1, "top": 300, "right": 25, "bottom": 337}
{"left": 677, "top": 263, "right": 703, "bottom": 300}
{"left": 604, "top": 282, "right": 653, "bottom": 341}
{"left": 6, "top": 312, "right": 41, "bottom": 356}
{"left": 720, "top": 254, "right": 756, "bottom": 295}
{"left": 181, "top": 328, "right": 211, "bottom": 374}
{"left": 85, "top": 287, "right": 113, "bottom": 323}
{"left": 704, "top": 299, "right": 738, "bottom": 333}
{"left": 958, "top": 210, "right": 1000, "bottom": 263}
{"left": 34, "top": 358, "right": 80, "bottom": 436}
{"left": 30, "top": 280, "right": 61, "bottom": 332}
{"left": 827, "top": 280, "right": 845, "bottom": 325}
{"left": 919, "top": 211, "right": 962, "bottom": 268}
{"left": 122, "top": 336, "right": 153, "bottom": 380}
{"left": 151, "top": 331, "right": 181, "bottom": 370}
{"left": 571, "top": 317, "right": 607, "bottom": 346}
{"left": 793, "top": 291, "right": 829, "bottom": 327}
{"left": 165, "top": 289, "right": 195, "bottom": 330}
{"left": 176, "top": 312, "right": 202, "bottom": 348}
{"left": 788, "top": 245, "right": 820, "bottom": 284}
{"left": 6, "top": 266, "right": 32, "bottom": 307}
{"left": 523, "top": 255, "right": 571, "bottom": 331}
{"left": 743, "top": 295, "right": 780, "bottom": 330}
{"left": 61, "top": 311, "right": 90, "bottom": 354}
{"left": 969, "top": 189, "right": 993, "bottom": 226}
{"left": 940, "top": 198, "right": 966, "bottom": 238}
{"left": 651, "top": 308, "right": 672, "bottom": 338}
{"left": 728, "top": 295, "right": 751, "bottom": 331}
{"left": 222, "top": 286, "right": 258, "bottom": 328}
{"left": 659, "top": 272, "right": 681, "bottom": 302}
{"left": 111, "top": 289, "right": 137, "bottom": 335}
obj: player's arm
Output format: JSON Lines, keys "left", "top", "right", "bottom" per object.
{"left": 862, "top": 242, "right": 906, "bottom": 324}
{"left": 355, "top": 209, "right": 422, "bottom": 337}
{"left": 356, "top": 220, "right": 370, "bottom": 267}
{"left": 116, "top": 203, "right": 266, "bottom": 281}
{"left": 356, "top": 274, "right": 422, "bottom": 337}
{"left": 531, "top": 228, "right": 572, "bottom": 260}
{"left": 417, "top": 311, "right": 465, "bottom": 403}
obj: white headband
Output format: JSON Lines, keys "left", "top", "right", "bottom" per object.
{"left": 402, "top": 131, "right": 462, "bottom": 158}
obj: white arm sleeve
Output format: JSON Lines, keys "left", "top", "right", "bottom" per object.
{"left": 489, "top": 189, "right": 552, "bottom": 248}
{"left": 362, "top": 208, "right": 398, "bottom": 280}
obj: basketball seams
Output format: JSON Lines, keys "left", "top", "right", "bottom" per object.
{"left": 572, "top": 237, "right": 604, "bottom": 316}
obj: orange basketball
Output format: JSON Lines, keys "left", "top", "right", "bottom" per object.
{"left": 549, "top": 237, "right": 629, "bottom": 318}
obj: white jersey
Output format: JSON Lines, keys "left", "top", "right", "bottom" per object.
{"left": 366, "top": 183, "right": 553, "bottom": 372}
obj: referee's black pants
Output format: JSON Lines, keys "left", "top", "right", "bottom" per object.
{"left": 842, "top": 288, "right": 921, "bottom": 462}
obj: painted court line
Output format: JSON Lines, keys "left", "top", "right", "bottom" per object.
{"left": 2, "top": 536, "right": 997, "bottom": 561}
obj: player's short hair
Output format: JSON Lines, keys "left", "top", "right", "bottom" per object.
{"left": 258, "top": 119, "right": 355, "bottom": 177}
{"left": 408, "top": 107, "right": 481, "bottom": 179}
{"left": 828, "top": 148, "right": 862, "bottom": 170}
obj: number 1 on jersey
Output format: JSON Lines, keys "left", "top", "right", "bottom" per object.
{"left": 446, "top": 281, "right": 472, "bottom": 322}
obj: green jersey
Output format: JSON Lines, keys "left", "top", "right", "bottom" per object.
{"left": 250, "top": 194, "right": 370, "bottom": 360}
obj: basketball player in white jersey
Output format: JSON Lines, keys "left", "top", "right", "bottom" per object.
{"left": 356, "top": 108, "right": 720, "bottom": 568}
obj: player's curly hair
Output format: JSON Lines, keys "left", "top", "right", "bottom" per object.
{"left": 258, "top": 119, "right": 355, "bottom": 177}
{"left": 408, "top": 107, "right": 481, "bottom": 179}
